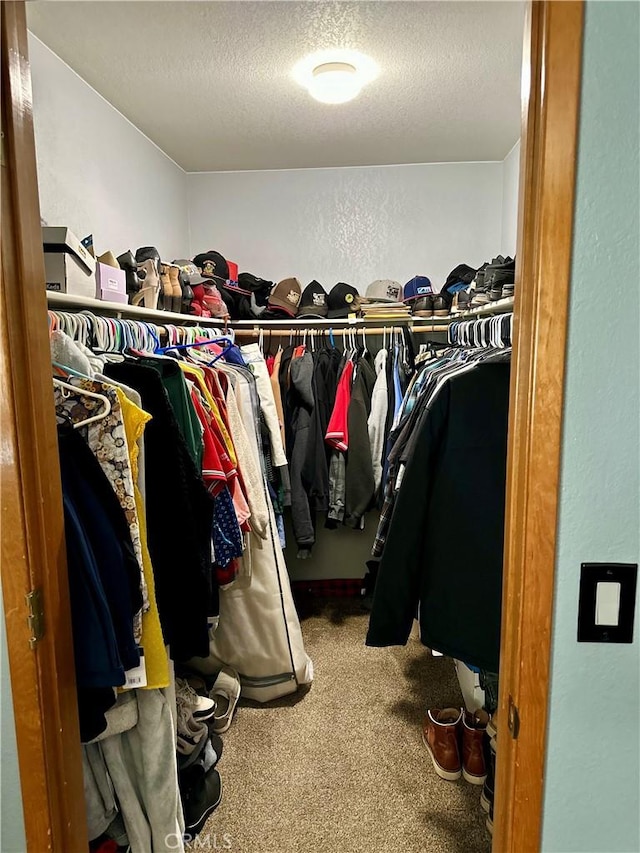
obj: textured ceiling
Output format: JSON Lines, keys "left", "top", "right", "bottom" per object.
{"left": 27, "top": 1, "right": 524, "bottom": 172}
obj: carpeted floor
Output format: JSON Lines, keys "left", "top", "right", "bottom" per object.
{"left": 194, "top": 599, "right": 490, "bottom": 853}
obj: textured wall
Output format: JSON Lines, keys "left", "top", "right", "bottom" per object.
{"left": 187, "top": 162, "right": 504, "bottom": 290}
{"left": 501, "top": 140, "right": 520, "bottom": 256}
{"left": 29, "top": 34, "right": 189, "bottom": 261}
{"left": 542, "top": 3, "right": 640, "bottom": 851}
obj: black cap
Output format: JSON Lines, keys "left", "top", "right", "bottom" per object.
{"left": 238, "top": 272, "right": 273, "bottom": 306}
{"left": 192, "top": 251, "right": 229, "bottom": 284}
{"left": 327, "top": 282, "right": 360, "bottom": 319}
{"left": 298, "top": 280, "right": 329, "bottom": 318}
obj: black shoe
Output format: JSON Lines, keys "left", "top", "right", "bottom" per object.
{"left": 412, "top": 295, "right": 433, "bottom": 317}
{"left": 480, "top": 733, "right": 495, "bottom": 815}
{"left": 183, "top": 767, "right": 223, "bottom": 839}
{"left": 135, "top": 246, "right": 161, "bottom": 272}
{"left": 117, "top": 250, "right": 142, "bottom": 297}
{"left": 182, "top": 279, "right": 195, "bottom": 313}
{"left": 501, "top": 283, "right": 515, "bottom": 300}
{"left": 484, "top": 257, "right": 515, "bottom": 291}
{"left": 432, "top": 295, "right": 449, "bottom": 317}
{"left": 469, "top": 289, "right": 491, "bottom": 308}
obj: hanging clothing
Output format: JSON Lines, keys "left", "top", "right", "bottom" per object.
{"left": 367, "top": 360, "right": 511, "bottom": 672}
{"left": 270, "top": 347, "right": 287, "bottom": 453}
{"left": 58, "top": 424, "right": 143, "bottom": 741}
{"left": 116, "top": 388, "right": 170, "bottom": 690}
{"left": 187, "top": 366, "right": 313, "bottom": 701}
{"left": 368, "top": 348, "right": 389, "bottom": 497}
{"left": 287, "top": 351, "right": 318, "bottom": 555}
{"left": 55, "top": 379, "right": 149, "bottom": 639}
{"left": 103, "top": 361, "right": 214, "bottom": 662}
{"left": 240, "top": 343, "right": 288, "bottom": 468}
{"left": 344, "top": 354, "right": 376, "bottom": 529}
{"left": 325, "top": 359, "right": 354, "bottom": 451}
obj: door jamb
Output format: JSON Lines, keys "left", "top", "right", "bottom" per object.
{"left": 1, "top": 2, "right": 585, "bottom": 850}
{"left": 1, "top": 3, "right": 88, "bottom": 851}
{"left": 494, "top": 2, "right": 584, "bottom": 851}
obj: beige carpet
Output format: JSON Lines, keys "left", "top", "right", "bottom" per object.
{"left": 193, "top": 599, "right": 490, "bottom": 853}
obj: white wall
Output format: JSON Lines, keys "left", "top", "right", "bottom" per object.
{"left": 542, "top": 3, "right": 639, "bottom": 851}
{"left": 29, "top": 34, "right": 188, "bottom": 261}
{"left": 501, "top": 140, "right": 520, "bottom": 256}
{"left": 187, "top": 162, "right": 504, "bottom": 291}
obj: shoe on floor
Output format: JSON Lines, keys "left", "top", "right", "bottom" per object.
{"left": 422, "top": 707, "right": 463, "bottom": 781}
{"left": 177, "top": 728, "right": 209, "bottom": 771}
{"left": 183, "top": 767, "right": 223, "bottom": 839}
{"left": 209, "top": 666, "right": 241, "bottom": 733}
{"left": 176, "top": 677, "right": 216, "bottom": 720}
{"left": 462, "top": 708, "right": 489, "bottom": 785}
{"left": 480, "top": 734, "right": 495, "bottom": 813}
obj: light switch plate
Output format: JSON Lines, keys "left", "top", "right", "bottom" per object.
{"left": 578, "top": 563, "right": 637, "bottom": 643}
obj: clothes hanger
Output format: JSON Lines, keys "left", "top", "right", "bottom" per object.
{"left": 155, "top": 337, "right": 234, "bottom": 368}
{"left": 53, "top": 377, "right": 112, "bottom": 427}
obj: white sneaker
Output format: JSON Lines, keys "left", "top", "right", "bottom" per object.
{"left": 176, "top": 677, "right": 216, "bottom": 720}
{"left": 209, "top": 666, "right": 241, "bottom": 733}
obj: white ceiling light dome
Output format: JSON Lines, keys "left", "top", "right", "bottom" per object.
{"left": 293, "top": 49, "right": 379, "bottom": 105}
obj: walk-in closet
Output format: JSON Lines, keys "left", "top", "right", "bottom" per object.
{"left": 2, "top": 2, "right": 601, "bottom": 853}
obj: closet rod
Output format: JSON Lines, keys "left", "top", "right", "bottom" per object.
{"left": 232, "top": 325, "right": 449, "bottom": 337}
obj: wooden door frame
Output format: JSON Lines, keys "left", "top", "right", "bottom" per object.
{"left": 494, "top": 2, "right": 584, "bottom": 851}
{"left": 1, "top": 3, "right": 88, "bottom": 851}
{"left": 0, "top": 2, "right": 584, "bottom": 850}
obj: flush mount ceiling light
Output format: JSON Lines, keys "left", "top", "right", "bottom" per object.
{"left": 292, "top": 49, "right": 379, "bottom": 105}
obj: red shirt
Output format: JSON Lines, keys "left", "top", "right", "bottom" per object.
{"left": 325, "top": 360, "right": 354, "bottom": 452}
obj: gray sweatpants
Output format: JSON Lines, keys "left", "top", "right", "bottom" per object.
{"left": 83, "top": 688, "right": 184, "bottom": 852}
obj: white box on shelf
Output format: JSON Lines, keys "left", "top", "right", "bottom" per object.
{"left": 95, "top": 262, "right": 128, "bottom": 304}
{"left": 43, "top": 226, "right": 96, "bottom": 298}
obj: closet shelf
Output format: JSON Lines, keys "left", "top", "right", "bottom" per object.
{"left": 229, "top": 296, "right": 515, "bottom": 326}
{"left": 46, "top": 291, "right": 229, "bottom": 325}
{"left": 46, "top": 291, "right": 513, "bottom": 326}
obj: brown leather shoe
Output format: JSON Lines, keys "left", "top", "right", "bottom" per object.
{"left": 462, "top": 708, "right": 489, "bottom": 784}
{"left": 422, "top": 707, "right": 463, "bottom": 781}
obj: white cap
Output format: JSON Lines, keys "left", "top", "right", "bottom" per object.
{"left": 365, "top": 279, "right": 403, "bottom": 302}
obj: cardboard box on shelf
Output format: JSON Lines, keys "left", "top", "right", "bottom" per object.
{"left": 43, "top": 227, "right": 96, "bottom": 297}
{"left": 96, "top": 262, "right": 128, "bottom": 304}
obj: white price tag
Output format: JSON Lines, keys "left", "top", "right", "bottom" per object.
{"left": 123, "top": 648, "right": 147, "bottom": 689}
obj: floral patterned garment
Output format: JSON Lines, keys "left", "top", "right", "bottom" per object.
{"left": 54, "top": 378, "right": 148, "bottom": 643}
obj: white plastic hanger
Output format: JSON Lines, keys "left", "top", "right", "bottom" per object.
{"left": 53, "top": 377, "right": 112, "bottom": 428}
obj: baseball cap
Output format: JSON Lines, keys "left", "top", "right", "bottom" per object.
{"left": 268, "top": 277, "right": 302, "bottom": 317}
{"left": 192, "top": 251, "right": 229, "bottom": 284}
{"left": 403, "top": 276, "right": 433, "bottom": 302}
{"left": 238, "top": 272, "right": 273, "bottom": 306}
{"left": 173, "top": 259, "right": 208, "bottom": 286}
{"left": 365, "top": 279, "right": 403, "bottom": 303}
{"left": 298, "top": 280, "right": 329, "bottom": 318}
{"left": 327, "top": 282, "right": 361, "bottom": 319}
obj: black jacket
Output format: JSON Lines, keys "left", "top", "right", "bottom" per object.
{"left": 344, "top": 355, "right": 377, "bottom": 528}
{"left": 366, "top": 361, "right": 510, "bottom": 672}
{"left": 104, "top": 361, "right": 214, "bottom": 661}
{"left": 287, "top": 352, "right": 317, "bottom": 553}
